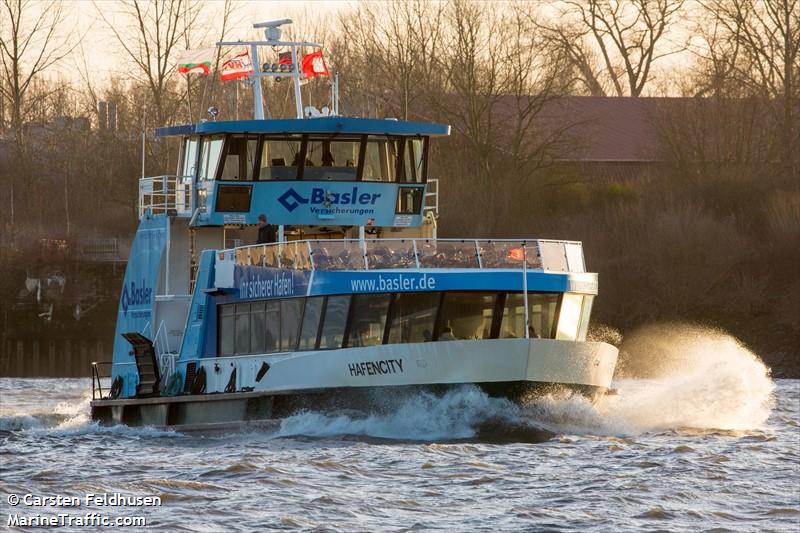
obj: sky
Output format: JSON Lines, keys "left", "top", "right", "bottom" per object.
{"left": 52, "top": 0, "right": 352, "bottom": 84}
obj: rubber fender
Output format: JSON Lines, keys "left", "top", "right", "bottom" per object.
{"left": 224, "top": 367, "right": 237, "bottom": 393}
{"left": 255, "top": 362, "right": 271, "bottom": 383}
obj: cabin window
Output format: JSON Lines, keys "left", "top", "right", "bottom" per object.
{"left": 556, "top": 293, "right": 584, "bottom": 341}
{"left": 234, "top": 303, "right": 251, "bottom": 354}
{"left": 298, "top": 296, "right": 324, "bottom": 350}
{"left": 387, "top": 292, "right": 440, "bottom": 344}
{"left": 199, "top": 135, "right": 224, "bottom": 180}
{"left": 182, "top": 137, "right": 199, "bottom": 178}
{"left": 438, "top": 292, "right": 496, "bottom": 341}
{"left": 219, "top": 135, "right": 258, "bottom": 181}
{"left": 319, "top": 295, "right": 351, "bottom": 349}
{"left": 363, "top": 137, "right": 400, "bottom": 182}
{"left": 259, "top": 137, "right": 302, "bottom": 180}
{"left": 396, "top": 186, "right": 423, "bottom": 214}
{"left": 346, "top": 294, "right": 391, "bottom": 347}
{"left": 398, "top": 138, "right": 426, "bottom": 183}
{"left": 250, "top": 302, "right": 267, "bottom": 353}
{"left": 281, "top": 299, "right": 304, "bottom": 351}
{"left": 219, "top": 305, "right": 235, "bottom": 356}
{"left": 264, "top": 301, "right": 280, "bottom": 352}
{"left": 499, "top": 293, "right": 558, "bottom": 339}
{"left": 303, "top": 138, "right": 360, "bottom": 181}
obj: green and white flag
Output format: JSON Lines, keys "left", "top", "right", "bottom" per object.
{"left": 176, "top": 48, "right": 215, "bottom": 75}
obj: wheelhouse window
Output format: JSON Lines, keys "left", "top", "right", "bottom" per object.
{"left": 303, "top": 138, "right": 361, "bottom": 181}
{"left": 396, "top": 186, "right": 423, "bottom": 214}
{"left": 259, "top": 137, "right": 302, "bottom": 180}
{"left": 438, "top": 292, "right": 497, "bottom": 341}
{"left": 500, "top": 293, "right": 558, "bottom": 339}
{"left": 346, "top": 294, "right": 391, "bottom": 347}
{"left": 398, "top": 138, "right": 426, "bottom": 183}
{"left": 182, "top": 137, "right": 199, "bottom": 178}
{"left": 363, "top": 137, "right": 399, "bottom": 181}
{"left": 219, "top": 135, "right": 257, "bottom": 180}
{"left": 387, "top": 292, "right": 440, "bottom": 344}
{"left": 198, "top": 135, "right": 224, "bottom": 180}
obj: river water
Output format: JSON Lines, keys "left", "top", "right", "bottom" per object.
{"left": 1, "top": 329, "right": 798, "bottom": 532}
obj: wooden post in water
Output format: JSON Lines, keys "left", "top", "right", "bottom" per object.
{"left": 48, "top": 340, "right": 56, "bottom": 376}
{"left": 31, "top": 339, "right": 40, "bottom": 377}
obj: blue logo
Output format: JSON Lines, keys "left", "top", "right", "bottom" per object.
{"left": 121, "top": 279, "right": 152, "bottom": 316}
{"left": 278, "top": 189, "right": 309, "bottom": 212}
{"left": 277, "top": 187, "right": 382, "bottom": 212}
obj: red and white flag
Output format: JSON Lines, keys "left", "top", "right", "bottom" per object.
{"left": 220, "top": 50, "right": 253, "bottom": 81}
{"left": 301, "top": 50, "right": 329, "bottom": 79}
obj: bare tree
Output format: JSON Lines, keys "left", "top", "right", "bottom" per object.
{"left": 538, "top": 0, "right": 687, "bottom": 96}
{"left": 0, "top": 0, "right": 75, "bottom": 236}
{"left": 96, "top": 0, "right": 202, "bottom": 126}
{"left": 335, "top": 0, "right": 443, "bottom": 120}
{"left": 700, "top": 0, "right": 799, "bottom": 177}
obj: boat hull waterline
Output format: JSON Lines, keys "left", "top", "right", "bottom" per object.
{"left": 91, "top": 338, "right": 618, "bottom": 430}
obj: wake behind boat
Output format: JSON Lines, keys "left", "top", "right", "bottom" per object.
{"left": 90, "top": 20, "right": 618, "bottom": 431}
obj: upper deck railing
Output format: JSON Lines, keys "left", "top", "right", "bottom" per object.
{"left": 138, "top": 175, "right": 193, "bottom": 218}
{"left": 223, "top": 238, "right": 586, "bottom": 273}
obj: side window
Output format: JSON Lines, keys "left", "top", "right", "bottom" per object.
{"left": 182, "top": 137, "right": 199, "bottom": 178}
{"left": 398, "top": 138, "right": 425, "bottom": 183}
{"left": 500, "top": 293, "right": 558, "bottom": 339}
{"left": 298, "top": 297, "right": 324, "bottom": 350}
{"left": 280, "top": 299, "right": 303, "bottom": 351}
{"left": 438, "top": 292, "right": 496, "bottom": 341}
{"left": 234, "top": 303, "right": 250, "bottom": 354}
{"left": 265, "top": 301, "right": 280, "bottom": 352}
{"left": 259, "top": 138, "right": 302, "bottom": 180}
{"left": 346, "top": 294, "right": 391, "bottom": 347}
{"left": 219, "top": 305, "right": 235, "bottom": 356}
{"left": 250, "top": 302, "right": 266, "bottom": 353}
{"left": 318, "top": 295, "right": 351, "bottom": 349}
{"left": 387, "top": 292, "right": 439, "bottom": 344}
{"left": 198, "top": 135, "right": 224, "bottom": 181}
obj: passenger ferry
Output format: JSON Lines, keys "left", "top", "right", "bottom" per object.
{"left": 90, "top": 21, "right": 618, "bottom": 430}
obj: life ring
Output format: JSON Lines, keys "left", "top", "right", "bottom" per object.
{"left": 109, "top": 376, "right": 123, "bottom": 399}
{"left": 190, "top": 366, "right": 207, "bottom": 395}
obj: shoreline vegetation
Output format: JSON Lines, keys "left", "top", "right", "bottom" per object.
{"left": 1, "top": 1, "right": 798, "bottom": 377}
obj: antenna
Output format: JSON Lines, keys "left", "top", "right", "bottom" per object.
{"left": 253, "top": 19, "right": 292, "bottom": 42}
{"left": 217, "top": 19, "right": 322, "bottom": 120}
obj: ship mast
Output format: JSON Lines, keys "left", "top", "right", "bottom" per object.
{"left": 217, "top": 19, "right": 323, "bottom": 120}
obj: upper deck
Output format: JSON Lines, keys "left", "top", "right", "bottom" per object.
{"left": 212, "top": 237, "right": 598, "bottom": 298}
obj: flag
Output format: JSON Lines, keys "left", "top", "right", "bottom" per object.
{"left": 278, "top": 51, "right": 292, "bottom": 66}
{"left": 220, "top": 50, "right": 253, "bottom": 81}
{"left": 301, "top": 50, "right": 329, "bottom": 78}
{"left": 176, "top": 48, "right": 214, "bottom": 75}
{"left": 508, "top": 248, "right": 525, "bottom": 262}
